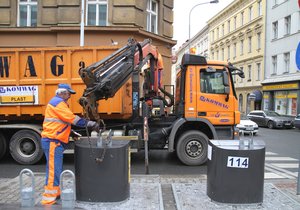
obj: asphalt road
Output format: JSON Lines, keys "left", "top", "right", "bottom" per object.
{"left": 0, "top": 127, "right": 299, "bottom": 179}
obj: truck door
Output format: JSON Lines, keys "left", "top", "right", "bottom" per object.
{"left": 196, "top": 67, "right": 235, "bottom": 125}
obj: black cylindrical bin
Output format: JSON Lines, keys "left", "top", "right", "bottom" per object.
{"left": 207, "top": 140, "right": 265, "bottom": 204}
{"left": 75, "top": 138, "right": 130, "bottom": 202}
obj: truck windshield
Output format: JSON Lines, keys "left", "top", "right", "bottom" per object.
{"left": 200, "top": 70, "right": 226, "bottom": 94}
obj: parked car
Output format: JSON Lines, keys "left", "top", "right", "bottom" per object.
{"left": 247, "top": 110, "right": 294, "bottom": 129}
{"left": 236, "top": 114, "right": 259, "bottom": 135}
{"left": 294, "top": 114, "right": 300, "bottom": 129}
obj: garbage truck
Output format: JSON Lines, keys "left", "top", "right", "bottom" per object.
{"left": 0, "top": 39, "right": 244, "bottom": 165}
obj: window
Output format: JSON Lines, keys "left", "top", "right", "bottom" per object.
{"left": 241, "top": 11, "right": 244, "bottom": 26}
{"left": 272, "top": 55, "right": 277, "bottom": 74}
{"left": 284, "top": 15, "right": 291, "bottom": 35}
{"left": 258, "top": 1, "right": 262, "bottom": 16}
{"left": 233, "top": 43, "right": 237, "bottom": 58}
{"left": 211, "top": 52, "right": 214, "bottom": 60}
{"left": 228, "top": 20, "right": 231, "bottom": 33}
{"left": 227, "top": 46, "right": 230, "bottom": 60}
{"left": 222, "top": 24, "right": 224, "bottom": 36}
{"left": 221, "top": 48, "right": 224, "bottom": 60}
{"left": 248, "top": 65, "right": 251, "bottom": 81}
{"left": 239, "top": 94, "right": 243, "bottom": 112}
{"left": 248, "top": 37, "right": 252, "bottom": 53}
{"left": 249, "top": 6, "right": 253, "bottom": 21}
{"left": 200, "top": 70, "right": 227, "bottom": 94}
{"left": 284, "top": 52, "right": 290, "bottom": 73}
{"left": 240, "top": 67, "right": 244, "bottom": 83}
{"left": 147, "top": 0, "right": 158, "bottom": 33}
{"left": 216, "top": 50, "right": 219, "bottom": 60}
{"left": 217, "top": 27, "right": 219, "bottom": 39}
{"left": 272, "top": 21, "right": 278, "bottom": 39}
{"left": 240, "top": 40, "right": 244, "bottom": 55}
{"left": 211, "top": 31, "right": 214, "bottom": 42}
{"left": 257, "top": 33, "right": 261, "bottom": 50}
{"left": 18, "top": 0, "right": 37, "bottom": 27}
{"left": 87, "top": 0, "right": 107, "bottom": 26}
{"left": 234, "top": 16, "right": 237, "bottom": 30}
{"left": 256, "top": 63, "right": 261, "bottom": 81}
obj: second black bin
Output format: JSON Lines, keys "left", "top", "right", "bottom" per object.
{"left": 75, "top": 138, "right": 130, "bottom": 202}
{"left": 207, "top": 140, "right": 265, "bottom": 204}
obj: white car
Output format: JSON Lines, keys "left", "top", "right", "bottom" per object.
{"left": 237, "top": 114, "right": 259, "bottom": 135}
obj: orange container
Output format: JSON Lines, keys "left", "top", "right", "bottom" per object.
{"left": 0, "top": 46, "right": 132, "bottom": 120}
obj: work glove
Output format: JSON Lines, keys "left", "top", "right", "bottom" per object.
{"left": 87, "top": 121, "right": 100, "bottom": 132}
{"left": 70, "top": 129, "right": 82, "bottom": 141}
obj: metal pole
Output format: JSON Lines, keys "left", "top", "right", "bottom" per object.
{"left": 188, "top": 1, "right": 219, "bottom": 49}
{"left": 80, "top": 0, "right": 85, "bottom": 47}
{"left": 297, "top": 157, "right": 300, "bottom": 195}
{"left": 144, "top": 116, "right": 149, "bottom": 174}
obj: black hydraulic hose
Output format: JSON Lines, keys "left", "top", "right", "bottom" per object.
{"left": 159, "top": 87, "right": 174, "bottom": 107}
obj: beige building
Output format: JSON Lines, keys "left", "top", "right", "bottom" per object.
{"left": 207, "top": 0, "right": 265, "bottom": 114}
{"left": 0, "top": 0, "right": 176, "bottom": 85}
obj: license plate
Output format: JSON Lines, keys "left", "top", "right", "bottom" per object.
{"left": 285, "top": 123, "right": 291, "bottom": 126}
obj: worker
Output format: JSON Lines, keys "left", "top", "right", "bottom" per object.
{"left": 40, "top": 83, "right": 99, "bottom": 205}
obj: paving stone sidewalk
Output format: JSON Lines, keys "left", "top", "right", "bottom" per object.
{"left": 0, "top": 174, "right": 299, "bottom": 210}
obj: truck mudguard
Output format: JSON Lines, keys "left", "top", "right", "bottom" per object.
{"left": 168, "top": 118, "right": 218, "bottom": 152}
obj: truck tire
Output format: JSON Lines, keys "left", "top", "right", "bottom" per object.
{"left": 0, "top": 133, "right": 7, "bottom": 160}
{"left": 176, "top": 130, "right": 208, "bottom": 166}
{"left": 9, "top": 130, "right": 43, "bottom": 165}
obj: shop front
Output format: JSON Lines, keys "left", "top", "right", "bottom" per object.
{"left": 262, "top": 82, "right": 299, "bottom": 116}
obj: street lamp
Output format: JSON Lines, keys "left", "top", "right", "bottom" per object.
{"left": 188, "top": 0, "right": 219, "bottom": 49}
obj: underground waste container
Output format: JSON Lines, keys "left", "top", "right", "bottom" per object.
{"left": 75, "top": 137, "right": 130, "bottom": 202}
{"left": 207, "top": 139, "right": 265, "bottom": 204}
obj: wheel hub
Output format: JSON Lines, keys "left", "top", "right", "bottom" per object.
{"left": 19, "top": 139, "right": 35, "bottom": 156}
{"left": 186, "top": 140, "right": 202, "bottom": 158}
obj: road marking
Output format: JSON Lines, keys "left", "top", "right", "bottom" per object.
{"left": 265, "top": 163, "right": 297, "bottom": 179}
{"left": 270, "top": 163, "right": 299, "bottom": 168}
{"left": 264, "top": 172, "right": 285, "bottom": 179}
{"left": 265, "top": 151, "right": 278, "bottom": 156}
{"left": 265, "top": 156, "right": 298, "bottom": 161}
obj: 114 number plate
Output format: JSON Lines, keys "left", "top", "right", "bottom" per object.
{"left": 227, "top": 156, "right": 249, "bottom": 168}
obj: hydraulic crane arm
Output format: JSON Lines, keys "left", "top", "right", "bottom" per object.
{"left": 79, "top": 38, "right": 161, "bottom": 120}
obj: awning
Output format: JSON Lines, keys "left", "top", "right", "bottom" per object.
{"left": 252, "top": 90, "right": 262, "bottom": 102}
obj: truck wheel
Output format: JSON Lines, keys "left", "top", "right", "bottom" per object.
{"left": 9, "top": 130, "right": 43, "bottom": 165}
{"left": 0, "top": 133, "right": 7, "bottom": 160}
{"left": 176, "top": 131, "right": 208, "bottom": 166}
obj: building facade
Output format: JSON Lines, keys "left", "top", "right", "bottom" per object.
{"left": 263, "top": 0, "right": 300, "bottom": 116}
{"left": 0, "top": 0, "right": 176, "bottom": 85}
{"left": 207, "top": 0, "right": 265, "bottom": 114}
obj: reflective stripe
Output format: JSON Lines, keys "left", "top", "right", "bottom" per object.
{"left": 44, "top": 118, "right": 71, "bottom": 126}
{"left": 73, "top": 115, "right": 81, "bottom": 125}
{"left": 42, "top": 196, "right": 56, "bottom": 201}
{"left": 45, "top": 189, "right": 58, "bottom": 194}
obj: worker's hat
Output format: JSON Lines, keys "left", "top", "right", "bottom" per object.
{"left": 58, "top": 83, "right": 76, "bottom": 94}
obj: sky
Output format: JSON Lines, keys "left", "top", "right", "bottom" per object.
{"left": 173, "top": 0, "right": 234, "bottom": 50}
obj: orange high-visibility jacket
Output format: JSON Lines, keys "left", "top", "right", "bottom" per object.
{"left": 41, "top": 96, "right": 84, "bottom": 143}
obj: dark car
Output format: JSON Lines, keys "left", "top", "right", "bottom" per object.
{"left": 247, "top": 110, "right": 294, "bottom": 129}
{"left": 294, "top": 114, "right": 300, "bottom": 129}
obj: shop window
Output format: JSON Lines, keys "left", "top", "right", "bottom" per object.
{"left": 147, "top": 0, "right": 158, "bottom": 34}
{"left": 18, "top": 0, "right": 37, "bottom": 27}
{"left": 87, "top": 0, "right": 107, "bottom": 26}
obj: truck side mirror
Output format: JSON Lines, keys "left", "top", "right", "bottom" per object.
{"left": 224, "top": 86, "right": 230, "bottom": 94}
{"left": 223, "top": 71, "right": 229, "bottom": 87}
